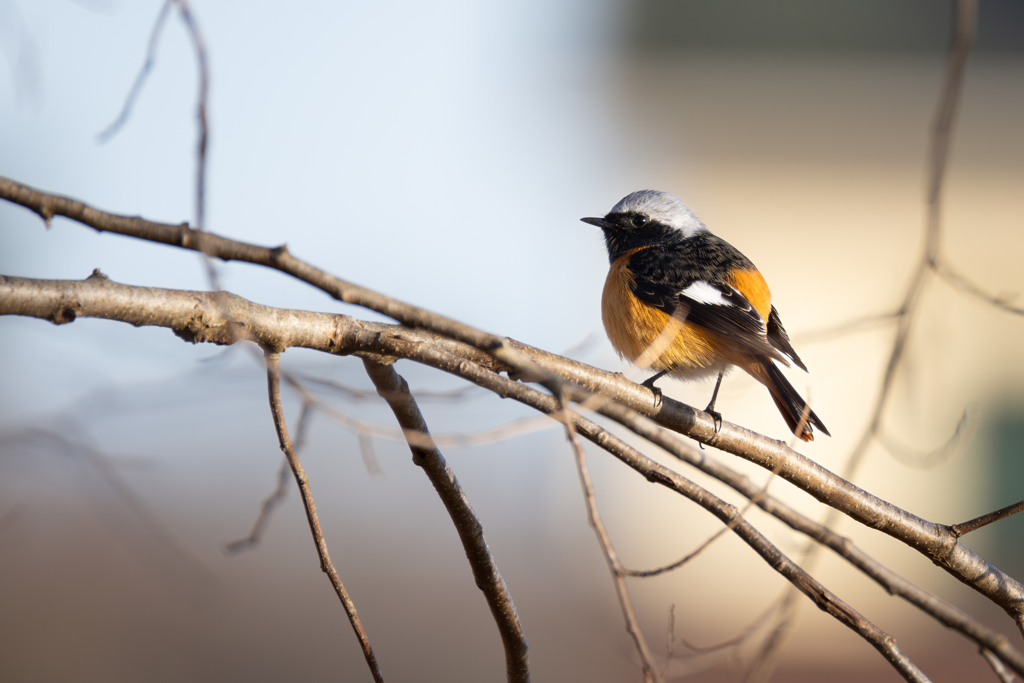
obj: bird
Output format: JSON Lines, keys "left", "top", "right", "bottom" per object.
{"left": 582, "top": 190, "right": 828, "bottom": 441}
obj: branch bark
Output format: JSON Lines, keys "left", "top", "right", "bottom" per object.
{"left": 3, "top": 273, "right": 1024, "bottom": 646}
{"left": 0, "top": 274, "right": 972, "bottom": 681}
{"left": 362, "top": 360, "right": 530, "bottom": 683}
{"left": 264, "top": 351, "right": 386, "bottom": 683}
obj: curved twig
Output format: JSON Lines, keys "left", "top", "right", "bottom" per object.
{"left": 562, "top": 422, "right": 660, "bottom": 682}
{"left": 264, "top": 352, "right": 386, "bottom": 683}
{"left": 361, "top": 360, "right": 530, "bottom": 683}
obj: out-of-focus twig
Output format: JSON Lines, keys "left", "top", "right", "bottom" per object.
{"left": 982, "top": 647, "right": 1017, "bottom": 683}
{"left": 877, "top": 407, "right": 974, "bottom": 469}
{"left": 934, "top": 261, "right": 1024, "bottom": 317}
{"left": 264, "top": 352, "right": 385, "bottom": 683}
{"left": 563, "top": 421, "right": 660, "bottom": 682}
{"left": 225, "top": 402, "right": 315, "bottom": 554}
{"left": 747, "top": 2, "right": 979, "bottom": 678}
{"left": 96, "top": 0, "right": 173, "bottom": 143}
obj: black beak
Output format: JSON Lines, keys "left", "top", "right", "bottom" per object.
{"left": 581, "top": 216, "right": 613, "bottom": 229}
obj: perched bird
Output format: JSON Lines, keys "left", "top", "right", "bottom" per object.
{"left": 582, "top": 190, "right": 828, "bottom": 441}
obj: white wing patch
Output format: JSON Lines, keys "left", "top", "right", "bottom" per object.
{"left": 681, "top": 281, "right": 741, "bottom": 308}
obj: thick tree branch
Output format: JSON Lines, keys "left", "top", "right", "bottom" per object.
{"left": 0, "top": 274, "right": 957, "bottom": 680}
{"left": 0, "top": 174, "right": 551, "bottom": 385}
{"left": 2, "top": 181, "right": 1015, "bottom": 620}
{"left": 3, "top": 273, "right": 1024, "bottom": 643}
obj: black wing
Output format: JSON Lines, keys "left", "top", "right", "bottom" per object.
{"left": 632, "top": 275, "right": 786, "bottom": 363}
{"left": 767, "top": 306, "right": 807, "bottom": 371}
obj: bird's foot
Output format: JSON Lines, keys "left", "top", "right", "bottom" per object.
{"left": 641, "top": 376, "right": 664, "bottom": 406}
{"left": 705, "top": 407, "right": 723, "bottom": 434}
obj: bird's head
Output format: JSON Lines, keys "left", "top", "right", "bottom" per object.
{"left": 581, "top": 190, "right": 706, "bottom": 262}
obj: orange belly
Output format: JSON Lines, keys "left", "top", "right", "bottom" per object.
{"left": 600, "top": 253, "right": 772, "bottom": 379}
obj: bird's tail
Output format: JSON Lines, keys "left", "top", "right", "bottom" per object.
{"left": 745, "top": 360, "right": 829, "bottom": 442}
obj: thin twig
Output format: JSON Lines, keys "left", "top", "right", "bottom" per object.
{"left": 952, "top": 500, "right": 1024, "bottom": 538}
{"left": 877, "top": 407, "right": 974, "bottom": 469}
{"left": 563, "top": 421, "right": 661, "bottom": 682}
{"left": 96, "top": 0, "right": 173, "bottom": 143}
{"left": 224, "top": 455, "right": 291, "bottom": 554}
{"left": 297, "top": 372, "right": 480, "bottom": 402}
{"left": 748, "top": 2, "right": 979, "bottom": 676}
{"left": 225, "top": 402, "right": 315, "bottom": 554}
{"left": 356, "top": 430, "right": 382, "bottom": 475}
{"left": 934, "top": 260, "right": 1024, "bottom": 317}
{"left": 285, "top": 368, "right": 557, "bottom": 451}
{"left": 675, "top": 597, "right": 786, "bottom": 656}
{"left": 263, "top": 352, "right": 386, "bottom": 683}
{"left": 362, "top": 359, "right": 530, "bottom": 683}
{"left": 173, "top": 0, "right": 209, "bottom": 235}
{"left": 982, "top": 648, "right": 1017, "bottom": 683}
{"left": 793, "top": 311, "right": 901, "bottom": 345}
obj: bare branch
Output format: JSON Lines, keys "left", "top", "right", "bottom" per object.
{"left": 563, "top": 422, "right": 660, "bottom": 682}
{"left": 935, "top": 260, "right": 1024, "bottom": 317}
{"left": 952, "top": 500, "right": 1024, "bottom": 538}
{"left": 96, "top": 0, "right": 174, "bottom": 143}
{"left": 982, "top": 648, "right": 1017, "bottom": 683}
{"left": 361, "top": 360, "right": 530, "bottom": 683}
{"left": 793, "top": 311, "right": 901, "bottom": 345}
{"left": 0, "top": 174, "right": 558, "bottom": 387}
{"left": 225, "top": 402, "right": 314, "bottom": 554}
{"left": 12, "top": 275, "right": 1024, "bottom": 677}
{"left": 563, "top": 421, "right": 929, "bottom": 681}
{"left": 172, "top": 0, "right": 210, "bottom": 236}
{"left": 844, "top": 0, "right": 977, "bottom": 474}
{"left": 224, "top": 456, "right": 291, "bottom": 555}
{"left": 749, "top": 2, "right": 979, "bottom": 673}
{"left": 5, "top": 273, "right": 1024, "bottom": 638}
{"left": 264, "top": 352, "right": 386, "bottom": 683}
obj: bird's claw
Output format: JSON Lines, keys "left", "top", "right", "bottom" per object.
{"left": 641, "top": 377, "right": 663, "bottom": 406}
{"left": 706, "top": 408, "right": 723, "bottom": 434}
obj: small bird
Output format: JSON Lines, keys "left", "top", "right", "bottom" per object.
{"left": 582, "top": 190, "right": 828, "bottom": 441}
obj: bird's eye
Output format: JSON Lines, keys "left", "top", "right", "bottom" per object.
{"left": 632, "top": 215, "right": 649, "bottom": 228}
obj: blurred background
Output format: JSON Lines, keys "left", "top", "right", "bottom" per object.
{"left": 2, "top": 1, "right": 1023, "bottom": 681}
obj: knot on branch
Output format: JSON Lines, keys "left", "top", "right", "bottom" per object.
{"left": 172, "top": 304, "right": 244, "bottom": 345}
{"left": 48, "top": 300, "right": 80, "bottom": 325}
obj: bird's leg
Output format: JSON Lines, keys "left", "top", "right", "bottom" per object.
{"left": 704, "top": 372, "right": 724, "bottom": 433}
{"left": 641, "top": 369, "right": 669, "bottom": 404}
{"left": 641, "top": 369, "right": 668, "bottom": 389}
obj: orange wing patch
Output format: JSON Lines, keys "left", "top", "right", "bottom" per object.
{"left": 728, "top": 268, "right": 772, "bottom": 322}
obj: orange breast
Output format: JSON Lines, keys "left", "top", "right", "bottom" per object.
{"left": 601, "top": 251, "right": 724, "bottom": 377}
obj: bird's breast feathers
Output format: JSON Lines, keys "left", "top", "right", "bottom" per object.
{"left": 602, "top": 249, "right": 783, "bottom": 376}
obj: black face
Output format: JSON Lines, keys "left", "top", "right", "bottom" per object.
{"left": 580, "top": 211, "right": 682, "bottom": 263}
